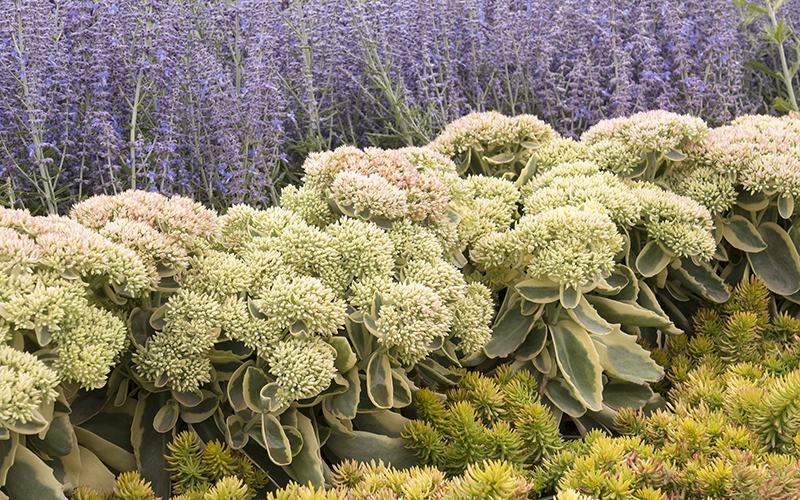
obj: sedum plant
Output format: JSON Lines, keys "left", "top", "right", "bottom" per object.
{"left": 66, "top": 148, "right": 496, "bottom": 494}
{"left": 428, "top": 111, "right": 558, "bottom": 185}
{"left": 462, "top": 156, "right": 727, "bottom": 432}
{"left": 401, "top": 366, "right": 563, "bottom": 475}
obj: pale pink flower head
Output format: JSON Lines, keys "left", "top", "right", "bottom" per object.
{"left": 301, "top": 146, "right": 451, "bottom": 222}
{"left": 701, "top": 114, "right": 800, "bottom": 198}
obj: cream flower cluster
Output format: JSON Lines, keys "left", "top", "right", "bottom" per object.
{"left": 0, "top": 345, "right": 59, "bottom": 426}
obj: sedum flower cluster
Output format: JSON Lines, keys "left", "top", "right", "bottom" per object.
{"left": 660, "top": 164, "right": 737, "bottom": 217}
{"left": 300, "top": 146, "right": 454, "bottom": 223}
{"left": 429, "top": 111, "right": 557, "bottom": 159}
{"left": 581, "top": 110, "right": 708, "bottom": 177}
{"left": 629, "top": 181, "right": 717, "bottom": 259}
{"left": 0, "top": 344, "right": 59, "bottom": 426}
{"left": 698, "top": 113, "right": 800, "bottom": 200}
{"left": 0, "top": 207, "right": 142, "bottom": 389}
{"left": 70, "top": 190, "right": 221, "bottom": 289}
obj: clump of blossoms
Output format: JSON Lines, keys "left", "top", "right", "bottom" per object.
{"left": 301, "top": 146, "right": 453, "bottom": 224}
{"left": 532, "top": 137, "right": 588, "bottom": 174}
{"left": 521, "top": 161, "right": 641, "bottom": 226}
{"left": 581, "top": 110, "right": 708, "bottom": 181}
{"left": 0, "top": 207, "right": 145, "bottom": 389}
{"left": 0, "top": 344, "right": 59, "bottom": 427}
{"left": 698, "top": 114, "right": 800, "bottom": 203}
{"left": 70, "top": 190, "right": 221, "bottom": 288}
{"left": 471, "top": 205, "right": 623, "bottom": 290}
{"left": 661, "top": 164, "right": 737, "bottom": 217}
{"left": 629, "top": 181, "right": 717, "bottom": 260}
{"left": 452, "top": 175, "right": 521, "bottom": 249}
{"left": 428, "top": 111, "right": 558, "bottom": 181}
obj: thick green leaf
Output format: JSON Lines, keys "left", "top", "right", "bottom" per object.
{"left": 179, "top": 392, "right": 219, "bottom": 424}
{"left": 723, "top": 215, "right": 767, "bottom": 252}
{"left": 592, "top": 326, "right": 664, "bottom": 384}
{"left": 532, "top": 344, "right": 553, "bottom": 375}
{"left": 76, "top": 446, "right": 116, "bottom": 493}
{"left": 325, "top": 430, "right": 418, "bottom": 470}
{"left": 516, "top": 278, "right": 560, "bottom": 303}
{"left": 284, "top": 412, "right": 324, "bottom": 488}
{"left": 779, "top": 193, "right": 794, "bottom": 219}
{"left": 0, "top": 432, "right": 18, "bottom": 485}
{"left": 391, "top": 370, "right": 412, "bottom": 408}
{"left": 353, "top": 410, "right": 411, "bottom": 438}
{"left": 152, "top": 399, "right": 179, "bottom": 433}
{"left": 327, "top": 337, "right": 357, "bottom": 373}
{"left": 73, "top": 427, "right": 137, "bottom": 473}
{"left": 227, "top": 415, "right": 248, "bottom": 449}
{"left": 549, "top": 320, "right": 603, "bottom": 411}
{"left": 28, "top": 415, "right": 74, "bottom": 459}
{"left": 262, "top": 413, "right": 292, "bottom": 466}
{"left": 346, "top": 318, "right": 373, "bottom": 361}
{"left": 4, "top": 446, "right": 67, "bottom": 500}
{"left": 747, "top": 222, "right": 800, "bottom": 295}
{"left": 329, "top": 367, "right": 360, "bottom": 420}
{"left": 131, "top": 392, "right": 171, "bottom": 499}
{"left": 514, "top": 322, "right": 548, "bottom": 361}
{"left": 670, "top": 257, "right": 730, "bottom": 303}
{"left": 664, "top": 149, "right": 687, "bottom": 161}
{"left": 559, "top": 284, "right": 581, "bottom": 309}
{"left": 635, "top": 241, "right": 673, "bottom": 278}
{"left": 415, "top": 359, "right": 462, "bottom": 386}
{"left": 567, "top": 296, "right": 612, "bottom": 335}
{"left": 515, "top": 154, "right": 538, "bottom": 187}
{"left": 637, "top": 280, "right": 683, "bottom": 335}
{"left": 486, "top": 294, "right": 535, "bottom": 358}
{"left": 283, "top": 426, "right": 304, "bottom": 457}
{"left": 602, "top": 380, "right": 654, "bottom": 410}
{"left": 486, "top": 152, "right": 516, "bottom": 165}
{"left": 584, "top": 295, "right": 672, "bottom": 327}
{"left": 366, "top": 353, "right": 393, "bottom": 409}
{"left": 243, "top": 366, "right": 272, "bottom": 413}
{"left": 594, "top": 265, "right": 630, "bottom": 296}
{"left": 736, "top": 189, "right": 769, "bottom": 211}
{"left": 128, "top": 308, "right": 154, "bottom": 349}
{"left": 171, "top": 389, "right": 203, "bottom": 408}
{"left": 227, "top": 360, "right": 254, "bottom": 413}
{"left": 148, "top": 304, "right": 168, "bottom": 330}
{"left": 542, "top": 377, "right": 587, "bottom": 418}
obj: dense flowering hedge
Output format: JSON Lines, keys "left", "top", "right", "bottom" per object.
{"left": 1, "top": 0, "right": 799, "bottom": 214}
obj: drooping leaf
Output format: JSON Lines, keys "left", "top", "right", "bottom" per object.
{"left": 152, "top": 399, "right": 180, "bottom": 433}
{"left": 284, "top": 412, "right": 324, "bottom": 488}
{"left": 485, "top": 294, "right": 535, "bottom": 358}
{"left": 366, "top": 353, "right": 393, "bottom": 409}
{"left": 747, "top": 222, "right": 800, "bottom": 295}
{"left": 584, "top": 295, "right": 673, "bottom": 327}
{"left": 723, "top": 215, "right": 767, "bottom": 252}
{"left": 635, "top": 241, "right": 673, "bottom": 278}
{"left": 594, "top": 265, "right": 630, "bottom": 296}
{"left": 327, "top": 337, "right": 357, "bottom": 373}
{"left": 243, "top": 365, "right": 272, "bottom": 413}
{"left": 559, "top": 284, "right": 581, "bottom": 309}
{"left": 227, "top": 360, "right": 254, "bottom": 413}
{"left": 669, "top": 258, "right": 730, "bottom": 303}
{"left": 592, "top": 326, "right": 664, "bottom": 384}
{"left": 601, "top": 380, "right": 654, "bottom": 410}
{"left": 516, "top": 278, "right": 560, "bottom": 303}
{"left": 4, "top": 446, "right": 68, "bottom": 500}
{"left": 179, "top": 392, "right": 219, "bottom": 423}
{"left": 778, "top": 193, "right": 794, "bottom": 219}
{"left": 391, "top": 370, "right": 412, "bottom": 408}
{"left": 549, "top": 320, "right": 603, "bottom": 412}
{"left": 0, "top": 432, "right": 18, "bottom": 485}
{"left": 514, "top": 322, "right": 548, "bottom": 360}
{"left": 567, "top": 296, "right": 612, "bottom": 335}
{"left": 75, "top": 446, "right": 116, "bottom": 493}
{"left": 353, "top": 410, "right": 412, "bottom": 438}
{"left": 542, "top": 377, "right": 587, "bottom": 418}
{"left": 325, "top": 430, "right": 418, "bottom": 470}
{"left": 27, "top": 415, "right": 74, "bottom": 459}
{"left": 283, "top": 426, "right": 304, "bottom": 457}
{"left": 329, "top": 367, "right": 360, "bottom": 420}
{"left": 73, "top": 427, "right": 137, "bottom": 473}
{"left": 261, "top": 413, "right": 292, "bottom": 466}
{"left": 131, "top": 392, "right": 171, "bottom": 499}
{"left": 736, "top": 189, "right": 769, "bottom": 211}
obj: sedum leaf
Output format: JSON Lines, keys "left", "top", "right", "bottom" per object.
{"left": 550, "top": 319, "right": 603, "bottom": 411}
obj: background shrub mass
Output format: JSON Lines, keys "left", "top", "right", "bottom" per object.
{"left": 1, "top": 0, "right": 799, "bottom": 214}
